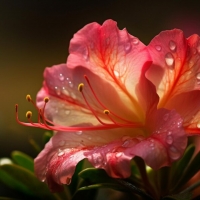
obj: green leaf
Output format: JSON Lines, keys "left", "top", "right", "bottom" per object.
{"left": 173, "top": 150, "right": 200, "bottom": 191}
{"left": 0, "top": 164, "right": 55, "bottom": 199}
{"left": 43, "top": 131, "right": 53, "bottom": 144}
{"left": 78, "top": 183, "right": 124, "bottom": 191}
{"left": 79, "top": 168, "right": 116, "bottom": 184}
{"left": 170, "top": 144, "right": 195, "bottom": 187}
{"left": 11, "top": 151, "right": 34, "bottom": 172}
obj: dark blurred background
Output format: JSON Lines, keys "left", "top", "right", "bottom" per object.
{"left": 0, "top": 0, "right": 200, "bottom": 197}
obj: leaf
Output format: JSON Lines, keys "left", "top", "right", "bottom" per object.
{"left": 78, "top": 183, "right": 124, "bottom": 191}
{"left": 11, "top": 151, "right": 34, "bottom": 172}
{"left": 43, "top": 131, "right": 53, "bottom": 144}
{"left": 79, "top": 168, "right": 117, "bottom": 184}
{"left": 0, "top": 164, "right": 55, "bottom": 199}
{"left": 170, "top": 144, "right": 195, "bottom": 186}
{"left": 173, "top": 150, "right": 200, "bottom": 191}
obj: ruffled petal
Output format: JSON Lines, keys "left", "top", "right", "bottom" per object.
{"left": 34, "top": 109, "right": 187, "bottom": 192}
{"left": 67, "top": 19, "right": 152, "bottom": 121}
{"left": 147, "top": 29, "right": 189, "bottom": 107}
{"left": 131, "top": 109, "right": 187, "bottom": 169}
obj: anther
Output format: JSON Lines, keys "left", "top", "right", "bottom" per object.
{"left": 26, "top": 111, "right": 32, "bottom": 119}
{"left": 26, "top": 94, "right": 32, "bottom": 102}
{"left": 44, "top": 97, "right": 49, "bottom": 103}
{"left": 78, "top": 83, "right": 84, "bottom": 92}
{"left": 104, "top": 109, "right": 110, "bottom": 115}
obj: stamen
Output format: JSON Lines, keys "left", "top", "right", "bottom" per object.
{"left": 26, "top": 94, "right": 32, "bottom": 102}
{"left": 78, "top": 83, "right": 84, "bottom": 92}
{"left": 44, "top": 97, "right": 49, "bottom": 103}
{"left": 104, "top": 109, "right": 110, "bottom": 114}
{"left": 26, "top": 111, "right": 32, "bottom": 119}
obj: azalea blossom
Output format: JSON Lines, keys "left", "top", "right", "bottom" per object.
{"left": 16, "top": 19, "right": 200, "bottom": 192}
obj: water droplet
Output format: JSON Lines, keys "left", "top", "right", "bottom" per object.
{"left": 166, "top": 135, "right": 173, "bottom": 145}
{"left": 132, "top": 38, "right": 139, "bottom": 45}
{"left": 96, "top": 155, "right": 103, "bottom": 163}
{"left": 68, "top": 81, "right": 73, "bottom": 88}
{"left": 55, "top": 87, "right": 61, "bottom": 95}
{"left": 124, "top": 42, "right": 131, "bottom": 52}
{"left": 83, "top": 47, "right": 89, "bottom": 61}
{"left": 66, "top": 177, "right": 71, "bottom": 185}
{"left": 169, "top": 40, "right": 177, "bottom": 52}
{"left": 59, "top": 74, "right": 64, "bottom": 81}
{"left": 114, "top": 70, "right": 119, "bottom": 77}
{"left": 169, "top": 146, "right": 180, "bottom": 160}
{"left": 71, "top": 92, "right": 76, "bottom": 99}
{"left": 197, "top": 45, "right": 200, "bottom": 54}
{"left": 163, "top": 113, "right": 169, "bottom": 121}
{"left": 115, "top": 152, "right": 123, "bottom": 158}
{"left": 106, "top": 37, "right": 110, "bottom": 45}
{"left": 165, "top": 52, "right": 175, "bottom": 69}
{"left": 76, "top": 131, "right": 82, "bottom": 135}
{"left": 155, "top": 45, "right": 162, "bottom": 51}
{"left": 57, "top": 149, "right": 65, "bottom": 157}
{"left": 122, "top": 140, "right": 130, "bottom": 147}
{"left": 196, "top": 73, "right": 200, "bottom": 80}
{"left": 65, "top": 110, "right": 70, "bottom": 115}
{"left": 197, "top": 122, "right": 200, "bottom": 128}
{"left": 59, "top": 140, "right": 65, "bottom": 146}
{"left": 62, "top": 88, "right": 70, "bottom": 96}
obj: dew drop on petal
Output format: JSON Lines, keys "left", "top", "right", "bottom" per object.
{"left": 59, "top": 74, "right": 64, "bottom": 81}
{"left": 106, "top": 37, "right": 110, "bottom": 45}
{"left": 165, "top": 52, "right": 175, "bottom": 69}
{"left": 71, "top": 92, "right": 76, "bottom": 99}
{"left": 163, "top": 113, "right": 169, "bottom": 121}
{"left": 155, "top": 45, "right": 162, "bottom": 51}
{"left": 166, "top": 135, "right": 173, "bottom": 145}
{"left": 57, "top": 149, "right": 65, "bottom": 157}
{"left": 169, "top": 40, "right": 177, "bottom": 52}
{"left": 196, "top": 73, "right": 200, "bottom": 81}
{"left": 124, "top": 42, "right": 131, "bottom": 52}
{"left": 59, "top": 140, "right": 65, "bottom": 146}
{"left": 76, "top": 131, "right": 82, "bottom": 135}
{"left": 83, "top": 47, "right": 89, "bottom": 61}
{"left": 68, "top": 81, "right": 74, "bottom": 88}
{"left": 66, "top": 177, "right": 71, "bottom": 185}
{"left": 122, "top": 140, "right": 130, "bottom": 147}
{"left": 197, "top": 122, "right": 200, "bottom": 128}
{"left": 115, "top": 152, "right": 123, "bottom": 158}
{"left": 65, "top": 110, "right": 70, "bottom": 115}
{"left": 132, "top": 38, "right": 139, "bottom": 45}
{"left": 169, "top": 146, "right": 180, "bottom": 160}
{"left": 114, "top": 70, "right": 119, "bottom": 77}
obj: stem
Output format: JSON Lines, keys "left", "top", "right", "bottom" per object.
{"left": 134, "top": 157, "right": 157, "bottom": 199}
{"left": 117, "top": 179, "right": 154, "bottom": 200}
{"left": 180, "top": 180, "right": 200, "bottom": 194}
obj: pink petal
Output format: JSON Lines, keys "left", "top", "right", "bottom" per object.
{"left": 130, "top": 109, "right": 187, "bottom": 169}
{"left": 67, "top": 19, "right": 152, "bottom": 121}
{"left": 34, "top": 109, "right": 187, "bottom": 192}
{"left": 147, "top": 29, "right": 188, "bottom": 107}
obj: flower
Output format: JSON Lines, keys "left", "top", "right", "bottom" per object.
{"left": 16, "top": 19, "right": 200, "bottom": 192}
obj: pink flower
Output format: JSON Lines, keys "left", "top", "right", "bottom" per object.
{"left": 16, "top": 19, "right": 200, "bottom": 192}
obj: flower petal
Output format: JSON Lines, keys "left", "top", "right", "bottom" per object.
{"left": 147, "top": 29, "right": 198, "bottom": 107}
{"left": 36, "top": 64, "right": 141, "bottom": 127}
{"left": 130, "top": 109, "right": 187, "bottom": 169}
{"left": 67, "top": 19, "right": 152, "bottom": 120}
{"left": 34, "top": 109, "right": 187, "bottom": 192}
